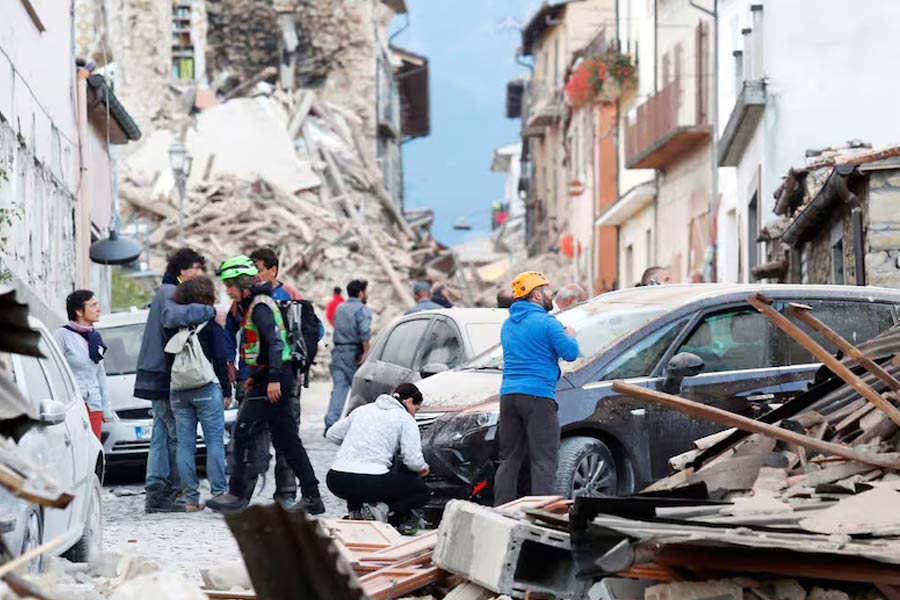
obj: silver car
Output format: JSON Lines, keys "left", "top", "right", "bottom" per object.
{"left": 98, "top": 309, "right": 237, "bottom": 469}
{"left": 0, "top": 316, "right": 105, "bottom": 569}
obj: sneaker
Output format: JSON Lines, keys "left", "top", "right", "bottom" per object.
{"left": 359, "top": 502, "right": 389, "bottom": 523}
{"left": 290, "top": 495, "right": 326, "bottom": 515}
{"left": 206, "top": 493, "right": 249, "bottom": 514}
{"left": 395, "top": 512, "right": 422, "bottom": 536}
{"left": 145, "top": 492, "right": 188, "bottom": 514}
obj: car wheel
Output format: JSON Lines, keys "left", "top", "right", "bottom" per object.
{"left": 63, "top": 474, "right": 103, "bottom": 563}
{"left": 555, "top": 436, "right": 618, "bottom": 499}
{"left": 20, "top": 507, "right": 44, "bottom": 574}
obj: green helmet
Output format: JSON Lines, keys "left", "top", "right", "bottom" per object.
{"left": 217, "top": 255, "right": 258, "bottom": 282}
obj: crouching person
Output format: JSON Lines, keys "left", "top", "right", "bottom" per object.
{"left": 326, "top": 383, "right": 430, "bottom": 535}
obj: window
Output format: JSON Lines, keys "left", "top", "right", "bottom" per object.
{"left": 39, "top": 339, "right": 76, "bottom": 404}
{"left": 677, "top": 309, "right": 773, "bottom": 372}
{"left": 379, "top": 319, "right": 430, "bottom": 369}
{"left": 748, "top": 193, "right": 759, "bottom": 275}
{"left": 419, "top": 320, "right": 463, "bottom": 369}
{"left": 102, "top": 323, "right": 147, "bottom": 376}
{"left": 19, "top": 356, "right": 52, "bottom": 409}
{"left": 832, "top": 239, "right": 845, "bottom": 284}
{"left": 599, "top": 318, "right": 688, "bottom": 380}
{"left": 782, "top": 301, "right": 896, "bottom": 366}
{"left": 465, "top": 323, "right": 503, "bottom": 356}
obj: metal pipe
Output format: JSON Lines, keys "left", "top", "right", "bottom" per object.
{"left": 852, "top": 206, "right": 866, "bottom": 286}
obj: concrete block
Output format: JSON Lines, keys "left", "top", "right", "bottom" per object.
{"left": 444, "top": 582, "right": 497, "bottom": 600}
{"left": 589, "top": 578, "right": 655, "bottom": 600}
{"left": 644, "top": 580, "right": 743, "bottom": 600}
{"left": 200, "top": 560, "right": 252, "bottom": 592}
{"left": 434, "top": 500, "right": 588, "bottom": 600}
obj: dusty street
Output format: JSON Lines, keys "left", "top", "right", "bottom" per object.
{"left": 102, "top": 381, "right": 345, "bottom": 582}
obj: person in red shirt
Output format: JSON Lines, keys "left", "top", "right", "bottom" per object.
{"left": 326, "top": 286, "right": 344, "bottom": 327}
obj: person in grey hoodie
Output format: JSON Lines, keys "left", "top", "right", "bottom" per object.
{"left": 326, "top": 383, "right": 430, "bottom": 534}
{"left": 134, "top": 247, "right": 216, "bottom": 513}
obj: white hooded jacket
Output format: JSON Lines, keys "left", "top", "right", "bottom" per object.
{"left": 327, "top": 394, "right": 427, "bottom": 475}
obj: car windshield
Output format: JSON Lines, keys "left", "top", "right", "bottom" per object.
{"left": 462, "top": 303, "right": 667, "bottom": 374}
{"left": 466, "top": 322, "right": 504, "bottom": 356}
{"left": 100, "top": 323, "right": 146, "bottom": 376}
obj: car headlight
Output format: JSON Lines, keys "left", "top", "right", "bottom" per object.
{"left": 433, "top": 410, "right": 500, "bottom": 446}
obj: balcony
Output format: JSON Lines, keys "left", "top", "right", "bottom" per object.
{"left": 523, "top": 79, "right": 565, "bottom": 137}
{"left": 718, "top": 79, "right": 766, "bottom": 166}
{"left": 624, "top": 76, "right": 710, "bottom": 169}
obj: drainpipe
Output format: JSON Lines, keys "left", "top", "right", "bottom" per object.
{"left": 836, "top": 170, "right": 866, "bottom": 286}
{"left": 76, "top": 67, "right": 91, "bottom": 288}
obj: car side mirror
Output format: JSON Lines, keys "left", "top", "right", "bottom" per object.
{"left": 420, "top": 363, "right": 449, "bottom": 378}
{"left": 39, "top": 399, "right": 67, "bottom": 425}
{"left": 662, "top": 352, "right": 705, "bottom": 394}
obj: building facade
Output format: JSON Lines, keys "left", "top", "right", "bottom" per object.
{"left": 0, "top": 1, "right": 139, "bottom": 323}
{"left": 715, "top": 0, "right": 900, "bottom": 284}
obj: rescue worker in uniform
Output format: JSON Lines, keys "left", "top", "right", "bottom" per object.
{"left": 325, "top": 279, "right": 372, "bottom": 430}
{"left": 207, "top": 256, "right": 324, "bottom": 514}
{"left": 494, "top": 272, "right": 579, "bottom": 505}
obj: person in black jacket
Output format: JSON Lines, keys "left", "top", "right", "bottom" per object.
{"left": 170, "top": 276, "right": 232, "bottom": 511}
{"left": 208, "top": 257, "right": 324, "bottom": 515}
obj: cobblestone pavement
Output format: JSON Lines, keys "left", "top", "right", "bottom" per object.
{"left": 102, "top": 381, "right": 345, "bottom": 582}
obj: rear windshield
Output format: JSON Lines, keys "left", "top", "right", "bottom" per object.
{"left": 462, "top": 303, "right": 666, "bottom": 374}
{"left": 100, "top": 323, "right": 146, "bottom": 376}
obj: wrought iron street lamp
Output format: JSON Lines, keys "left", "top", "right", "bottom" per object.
{"left": 168, "top": 141, "right": 193, "bottom": 245}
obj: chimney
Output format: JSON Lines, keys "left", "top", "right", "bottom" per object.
{"left": 751, "top": 5, "right": 764, "bottom": 79}
{"left": 733, "top": 50, "right": 743, "bottom": 95}
{"left": 741, "top": 27, "right": 754, "bottom": 81}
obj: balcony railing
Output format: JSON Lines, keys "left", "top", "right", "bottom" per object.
{"left": 523, "top": 79, "right": 564, "bottom": 135}
{"left": 624, "top": 76, "right": 710, "bottom": 169}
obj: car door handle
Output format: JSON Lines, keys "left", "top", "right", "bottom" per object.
{"left": 64, "top": 432, "right": 72, "bottom": 447}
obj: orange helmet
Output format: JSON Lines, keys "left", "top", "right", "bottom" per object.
{"left": 511, "top": 271, "right": 549, "bottom": 299}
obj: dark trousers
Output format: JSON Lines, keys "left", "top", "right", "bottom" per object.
{"left": 494, "top": 394, "right": 560, "bottom": 506}
{"left": 326, "top": 467, "right": 429, "bottom": 518}
{"left": 229, "top": 372, "right": 319, "bottom": 499}
{"left": 273, "top": 389, "right": 302, "bottom": 501}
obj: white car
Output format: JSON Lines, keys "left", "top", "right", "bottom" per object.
{"left": 0, "top": 316, "right": 104, "bottom": 569}
{"left": 98, "top": 309, "right": 238, "bottom": 470}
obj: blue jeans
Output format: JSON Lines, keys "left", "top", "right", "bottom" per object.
{"left": 326, "top": 348, "right": 358, "bottom": 428}
{"left": 171, "top": 383, "right": 226, "bottom": 503}
{"left": 145, "top": 398, "right": 180, "bottom": 493}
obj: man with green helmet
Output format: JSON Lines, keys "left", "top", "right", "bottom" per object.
{"left": 207, "top": 256, "right": 325, "bottom": 514}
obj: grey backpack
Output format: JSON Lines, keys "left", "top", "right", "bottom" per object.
{"left": 165, "top": 322, "right": 215, "bottom": 391}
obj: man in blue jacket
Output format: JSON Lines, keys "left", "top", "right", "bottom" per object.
{"left": 134, "top": 248, "right": 216, "bottom": 513}
{"left": 494, "top": 271, "right": 579, "bottom": 505}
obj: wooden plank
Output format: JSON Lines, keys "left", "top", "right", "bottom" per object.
{"left": 323, "top": 520, "right": 404, "bottom": 549}
{"left": 358, "top": 531, "right": 438, "bottom": 562}
{"left": 690, "top": 453, "right": 788, "bottom": 492}
{"left": 610, "top": 380, "right": 900, "bottom": 471}
{"left": 791, "top": 461, "right": 874, "bottom": 488}
{"left": 787, "top": 304, "right": 900, "bottom": 392}
{"left": 222, "top": 66, "right": 278, "bottom": 101}
{"left": 748, "top": 293, "right": 900, "bottom": 429}
{"left": 205, "top": 592, "right": 256, "bottom": 600}
{"left": 0, "top": 535, "right": 67, "bottom": 577}
{"left": 835, "top": 402, "right": 876, "bottom": 433}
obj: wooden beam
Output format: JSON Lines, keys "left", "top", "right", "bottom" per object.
{"left": 222, "top": 67, "right": 278, "bottom": 102}
{"left": 786, "top": 303, "right": 900, "bottom": 393}
{"left": 609, "top": 380, "right": 900, "bottom": 471}
{"left": 747, "top": 293, "right": 900, "bottom": 429}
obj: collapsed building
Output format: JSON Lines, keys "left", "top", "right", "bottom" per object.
{"left": 74, "top": 0, "right": 440, "bottom": 328}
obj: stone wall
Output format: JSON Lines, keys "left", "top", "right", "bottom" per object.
{"left": 0, "top": 120, "right": 78, "bottom": 324}
{"left": 801, "top": 202, "right": 859, "bottom": 285}
{"left": 865, "top": 170, "right": 900, "bottom": 288}
{"left": 205, "top": 0, "right": 393, "bottom": 142}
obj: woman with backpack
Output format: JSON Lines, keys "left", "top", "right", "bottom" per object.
{"left": 168, "top": 276, "right": 232, "bottom": 511}
{"left": 54, "top": 290, "right": 111, "bottom": 439}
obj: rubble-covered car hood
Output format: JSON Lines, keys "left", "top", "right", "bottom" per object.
{"left": 416, "top": 369, "right": 502, "bottom": 413}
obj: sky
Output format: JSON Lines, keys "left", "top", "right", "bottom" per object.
{"left": 393, "top": 0, "right": 539, "bottom": 247}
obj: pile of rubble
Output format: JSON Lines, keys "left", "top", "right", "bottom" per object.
{"left": 120, "top": 84, "right": 451, "bottom": 328}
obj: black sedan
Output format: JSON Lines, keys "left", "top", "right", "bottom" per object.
{"left": 415, "top": 284, "right": 900, "bottom": 506}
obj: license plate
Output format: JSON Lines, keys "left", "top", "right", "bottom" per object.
{"left": 135, "top": 426, "right": 149, "bottom": 440}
